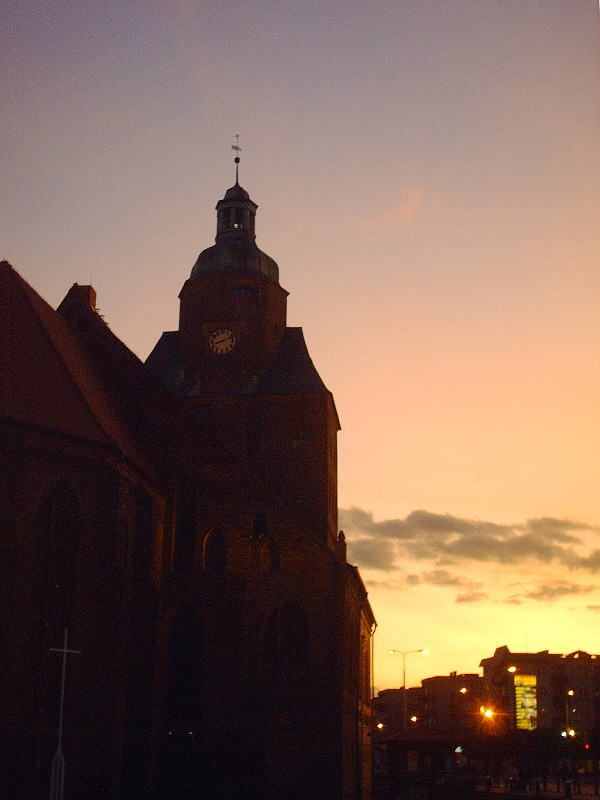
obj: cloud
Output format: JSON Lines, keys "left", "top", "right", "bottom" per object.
{"left": 455, "top": 591, "right": 489, "bottom": 604}
{"left": 587, "top": 605, "right": 600, "bottom": 612}
{"left": 520, "top": 581, "right": 596, "bottom": 602}
{"left": 361, "top": 186, "right": 423, "bottom": 230}
{"left": 346, "top": 537, "right": 398, "bottom": 571}
{"left": 420, "top": 569, "right": 481, "bottom": 589}
{"left": 340, "top": 507, "right": 600, "bottom": 574}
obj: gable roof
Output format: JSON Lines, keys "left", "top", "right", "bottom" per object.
{"left": 0, "top": 261, "right": 155, "bottom": 479}
{"left": 57, "top": 282, "right": 187, "bottom": 480}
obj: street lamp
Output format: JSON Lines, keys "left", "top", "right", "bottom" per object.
{"left": 388, "top": 648, "right": 428, "bottom": 731}
{"left": 565, "top": 689, "right": 574, "bottom": 734}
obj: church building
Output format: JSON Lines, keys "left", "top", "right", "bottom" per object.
{"left": 0, "top": 166, "right": 375, "bottom": 800}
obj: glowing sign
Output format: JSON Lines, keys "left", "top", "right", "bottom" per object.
{"left": 514, "top": 674, "right": 537, "bottom": 730}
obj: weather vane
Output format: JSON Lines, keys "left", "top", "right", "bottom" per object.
{"left": 231, "top": 134, "right": 241, "bottom": 182}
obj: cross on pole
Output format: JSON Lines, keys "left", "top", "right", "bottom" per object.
{"left": 49, "top": 628, "right": 81, "bottom": 800}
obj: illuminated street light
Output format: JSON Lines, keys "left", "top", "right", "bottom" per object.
{"left": 508, "top": 666, "right": 516, "bottom": 673}
{"left": 565, "top": 689, "right": 575, "bottom": 731}
{"left": 388, "top": 648, "right": 428, "bottom": 730}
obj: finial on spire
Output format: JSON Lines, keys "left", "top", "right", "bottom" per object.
{"left": 231, "top": 134, "right": 242, "bottom": 183}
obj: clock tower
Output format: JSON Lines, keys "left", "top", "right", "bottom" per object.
{"left": 178, "top": 178, "right": 288, "bottom": 393}
{"left": 147, "top": 167, "right": 341, "bottom": 547}
{"left": 2, "top": 158, "right": 375, "bottom": 800}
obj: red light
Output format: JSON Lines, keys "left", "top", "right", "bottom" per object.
{"left": 585, "top": 744, "right": 590, "bottom": 750}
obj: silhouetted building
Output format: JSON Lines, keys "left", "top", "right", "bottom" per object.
{"left": 421, "top": 672, "right": 485, "bottom": 736}
{"left": 480, "top": 645, "right": 600, "bottom": 738}
{"left": 375, "top": 673, "right": 486, "bottom": 740}
{"left": 0, "top": 173, "right": 375, "bottom": 800}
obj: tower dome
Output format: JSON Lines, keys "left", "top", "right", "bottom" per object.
{"left": 190, "top": 180, "right": 279, "bottom": 282}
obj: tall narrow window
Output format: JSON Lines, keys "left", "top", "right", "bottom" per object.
{"left": 174, "top": 495, "right": 196, "bottom": 571}
{"left": 33, "top": 484, "right": 79, "bottom": 730}
{"left": 260, "top": 541, "right": 280, "bottom": 576}
{"left": 263, "top": 602, "right": 309, "bottom": 685}
{"left": 36, "top": 484, "right": 79, "bottom": 636}
{"left": 202, "top": 526, "right": 227, "bottom": 573}
{"left": 251, "top": 512, "right": 268, "bottom": 540}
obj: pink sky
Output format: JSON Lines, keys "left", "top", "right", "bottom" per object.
{"left": 2, "top": 0, "right": 599, "bottom": 689}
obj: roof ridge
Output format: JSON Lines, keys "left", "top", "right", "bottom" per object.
{"left": 3, "top": 263, "right": 156, "bottom": 481}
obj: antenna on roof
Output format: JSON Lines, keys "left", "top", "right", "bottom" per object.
{"left": 231, "top": 134, "right": 241, "bottom": 184}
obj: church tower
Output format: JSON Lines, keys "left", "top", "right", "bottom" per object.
{"left": 148, "top": 163, "right": 341, "bottom": 547}
{"left": 1, "top": 159, "right": 374, "bottom": 800}
{"left": 178, "top": 173, "right": 288, "bottom": 393}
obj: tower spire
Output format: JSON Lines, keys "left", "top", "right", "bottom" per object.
{"left": 231, "top": 134, "right": 241, "bottom": 184}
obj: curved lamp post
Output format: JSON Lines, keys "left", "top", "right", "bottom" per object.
{"left": 388, "top": 648, "right": 428, "bottom": 730}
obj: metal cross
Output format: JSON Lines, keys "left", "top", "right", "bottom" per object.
{"left": 49, "top": 629, "right": 81, "bottom": 800}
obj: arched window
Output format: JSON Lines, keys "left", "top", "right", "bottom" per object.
{"left": 157, "top": 602, "right": 205, "bottom": 797}
{"left": 260, "top": 541, "right": 280, "bottom": 576}
{"left": 202, "top": 526, "right": 227, "bottom": 573}
{"left": 174, "top": 494, "right": 196, "bottom": 571}
{"left": 251, "top": 512, "right": 268, "bottom": 540}
{"left": 263, "top": 602, "right": 309, "bottom": 685}
{"left": 32, "top": 484, "right": 80, "bottom": 732}
{"left": 35, "top": 484, "right": 79, "bottom": 635}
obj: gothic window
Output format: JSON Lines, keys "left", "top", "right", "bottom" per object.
{"left": 263, "top": 602, "right": 309, "bottom": 685}
{"left": 157, "top": 603, "right": 205, "bottom": 796}
{"left": 35, "top": 484, "right": 79, "bottom": 635}
{"left": 260, "top": 540, "right": 280, "bottom": 576}
{"left": 251, "top": 512, "right": 268, "bottom": 540}
{"left": 32, "top": 484, "right": 80, "bottom": 726}
{"left": 173, "top": 495, "right": 196, "bottom": 571}
{"left": 202, "top": 526, "right": 227, "bottom": 573}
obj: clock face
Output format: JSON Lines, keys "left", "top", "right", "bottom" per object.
{"left": 208, "top": 328, "right": 236, "bottom": 354}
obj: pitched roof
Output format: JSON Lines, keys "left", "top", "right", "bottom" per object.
{"left": 0, "top": 261, "right": 155, "bottom": 478}
{"left": 57, "top": 282, "right": 183, "bottom": 479}
{"left": 253, "top": 327, "right": 329, "bottom": 395}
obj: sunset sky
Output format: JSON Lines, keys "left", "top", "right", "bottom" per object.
{"left": 2, "top": 0, "right": 599, "bottom": 690}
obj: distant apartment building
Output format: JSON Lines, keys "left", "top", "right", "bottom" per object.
{"left": 421, "top": 672, "right": 485, "bottom": 735}
{"left": 480, "top": 645, "right": 600, "bottom": 738}
{"left": 375, "top": 673, "right": 485, "bottom": 738}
